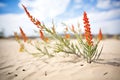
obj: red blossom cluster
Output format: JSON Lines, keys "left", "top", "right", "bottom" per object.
{"left": 83, "top": 11, "right": 93, "bottom": 46}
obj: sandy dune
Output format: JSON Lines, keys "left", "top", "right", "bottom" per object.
{"left": 0, "top": 39, "right": 120, "bottom": 80}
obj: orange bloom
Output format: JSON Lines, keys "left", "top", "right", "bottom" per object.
{"left": 35, "top": 19, "right": 41, "bottom": 28}
{"left": 14, "top": 32, "right": 19, "bottom": 41}
{"left": 44, "top": 37, "right": 49, "bottom": 42}
{"left": 39, "top": 30, "right": 44, "bottom": 40}
{"left": 83, "top": 11, "right": 93, "bottom": 46}
{"left": 65, "top": 34, "right": 70, "bottom": 39}
{"left": 19, "top": 44, "right": 25, "bottom": 52}
{"left": 98, "top": 28, "right": 102, "bottom": 41}
{"left": 19, "top": 27, "right": 28, "bottom": 42}
{"left": 22, "top": 4, "right": 41, "bottom": 28}
{"left": 39, "top": 30, "right": 49, "bottom": 42}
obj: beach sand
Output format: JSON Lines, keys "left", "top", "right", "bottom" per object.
{"left": 0, "top": 39, "right": 120, "bottom": 80}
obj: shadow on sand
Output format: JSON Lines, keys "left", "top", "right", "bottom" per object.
{"left": 95, "top": 58, "right": 120, "bottom": 67}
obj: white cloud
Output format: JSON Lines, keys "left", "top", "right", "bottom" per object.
{"left": 73, "top": 4, "right": 82, "bottom": 9}
{"left": 88, "top": 8, "right": 120, "bottom": 22}
{"left": 0, "top": 0, "right": 120, "bottom": 37}
{"left": 95, "top": 19, "right": 120, "bottom": 34}
{"left": 18, "top": 0, "right": 70, "bottom": 20}
{"left": 73, "top": 0, "right": 83, "bottom": 9}
{"left": 0, "top": 0, "right": 70, "bottom": 37}
{"left": 96, "top": 0, "right": 111, "bottom": 9}
{"left": 0, "top": 2, "right": 6, "bottom": 7}
{"left": 59, "top": 8, "right": 120, "bottom": 34}
{"left": 74, "top": 0, "right": 82, "bottom": 3}
{"left": 0, "top": 13, "right": 38, "bottom": 37}
{"left": 112, "top": 1, "right": 120, "bottom": 7}
{"left": 96, "top": 0, "right": 120, "bottom": 9}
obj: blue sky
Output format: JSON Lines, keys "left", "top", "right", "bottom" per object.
{"left": 0, "top": 0, "right": 120, "bottom": 37}
{"left": 0, "top": 0, "right": 21, "bottom": 14}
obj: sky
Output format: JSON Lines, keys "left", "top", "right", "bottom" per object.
{"left": 0, "top": 0, "right": 120, "bottom": 37}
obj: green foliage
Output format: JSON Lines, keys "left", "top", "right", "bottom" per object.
{"left": 15, "top": 5, "right": 103, "bottom": 63}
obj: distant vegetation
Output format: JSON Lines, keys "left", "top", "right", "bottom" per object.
{"left": 1, "top": 34, "right": 120, "bottom": 40}
{"left": 0, "top": 28, "right": 4, "bottom": 38}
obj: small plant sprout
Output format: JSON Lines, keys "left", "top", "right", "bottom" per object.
{"left": 14, "top": 5, "right": 103, "bottom": 63}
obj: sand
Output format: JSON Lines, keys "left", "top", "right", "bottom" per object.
{"left": 0, "top": 39, "right": 120, "bottom": 80}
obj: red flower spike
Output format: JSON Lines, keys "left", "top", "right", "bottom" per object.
{"left": 22, "top": 4, "right": 31, "bottom": 18}
{"left": 98, "top": 28, "right": 102, "bottom": 41}
{"left": 22, "top": 4, "right": 41, "bottom": 28}
{"left": 19, "top": 27, "right": 28, "bottom": 42}
{"left": 83, "top": 11, "right": 93, "bottom": 46}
